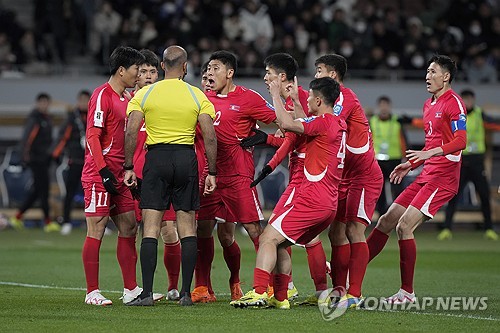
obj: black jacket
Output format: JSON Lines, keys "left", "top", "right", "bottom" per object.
{"left": 20, "top": 109, "right": 53, "bottom": 164}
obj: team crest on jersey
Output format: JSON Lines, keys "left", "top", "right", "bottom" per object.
{"left": 229, "top": 104, "right": 240, "bottom": 112}
{"left": 435, "top": 112, "right": 442, "bottom": 118}
{"left": 333, "top": 104, "right": 343, "bottom": 116}
{"left": 266, "top": 101, "right": 275, "bottom": 111}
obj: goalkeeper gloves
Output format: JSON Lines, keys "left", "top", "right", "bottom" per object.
{"left": 99, "top": 167, "right": 119, "bottom": 195}
{"left": 250, "top": 165, "right": 272, "bottom": 187}
{"left": 240, "top": 128, "right": 268, "bottom": 148}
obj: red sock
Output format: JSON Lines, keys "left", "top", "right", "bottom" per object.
{"left": 195, "top": 237, "right": 214, "bottom": 288}
{"left": 399, "top": 239, "right": 416, "bottom": 294}
{"left": 253, "top": 268, "right": 270, "bottom": 294}
{"left": 164, "top": 240, "right": 181, "bottom": 291}
{"left": 44, "top": 218, "right": 51, "bottom": 225}
{"left": 332, "top": 244, "right": 350, "bottom": 289}
{"left": 15, "top": 212, "right": 22, "bottom": 220}
{"left": 347, "top": 242, "right": 369, "bottom": 297}
{"left": 306, "top": 240, "right": 328, "bottom": 291}
{"left": 251, "top": 235, "right": 259, "bottom": 252}
{"left": 274, "top": 273, "right": 291, "bottom": 301}
{"left": 82, "top": 237, "right": 101, "bottom": 293}
{"left": 117, "top": 236, "right": 137, "bottom": 290}
{"left": 367, "top": 228, "right": 390, "bottom": 262}
{"left": 223, "top": 241, "right": 241, "bottom": 284}
{"left": 286, "top": 246, "right": 292, "bottom": 277}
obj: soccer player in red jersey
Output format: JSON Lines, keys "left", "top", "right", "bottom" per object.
{"left": 131, "top": 49, "right": 181, "bottom": 301}
{"left": 192, "top": 51, "right": 277, "bottom": 302}
{"left": 366, "top": 55, "right": 467, "bottom": 304}
{"left": 314, "top": 54, "right": 384, "bottom": 307}
{"left": 81, "top": 46, "right": 145, "bottom": 306}
{"left": 242, "top": 53, "right": 329, "bottom": 302}
{"left": 231, "top": 77, "right": 346, "bottom": 309}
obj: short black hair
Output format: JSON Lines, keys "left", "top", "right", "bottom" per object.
{"left": 209, "top": 50, "right": 238, "bottom": 75}
{"left": 377, "top": 95, "right": 392, "bottom": 104}
{"left": 314, "top": 54, "right": 347, "bottom": 81}
{"left": 460, "top": 89, "right": 475, "bottom": 98}
{"left": 428, "top": 54, "right": 457, "bottom": 83}
{"left": 309, "top": 77, "right": 340, "bottom": 107}
{"left": 36, "top": 93, "right": 51, "bottom": 101}
{"left": 201, "top": 61, "right": 209, "bottom": 74}
{"left": 109, "top": 46, "right": 145, "bottom": 75}
{"left": 140, "top": 49, "right": 160, "bottom": 68}
{"left": 264, "top": 53, "right": 298, "bottom": 81}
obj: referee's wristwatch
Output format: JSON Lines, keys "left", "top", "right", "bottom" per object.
{"left": 123, "top": 164, "right": 134, "bottom": 171}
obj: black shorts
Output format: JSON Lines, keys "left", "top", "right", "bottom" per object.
{"left": 140, "top": 144, "right": 199, "bottom": 212}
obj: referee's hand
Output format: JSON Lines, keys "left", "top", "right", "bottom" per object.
{"left": 203, "top": 175, "right": 217, "bottom": 196}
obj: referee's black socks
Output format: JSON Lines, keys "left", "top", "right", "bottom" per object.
{"left": 140, "top": 237, "right": 158, "bottom": 296}
{"left": 180, "top": 236, "right": 197, "bottom": 295}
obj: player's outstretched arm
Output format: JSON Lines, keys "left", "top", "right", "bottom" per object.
{"left": 198, "top": 113, "right": 217, "bottom": 195}
{"left": 289, "top": 76, "right": 306, "bottom": 119}
{"left": 269, "top": 80, "right": 304, "bottom": 134}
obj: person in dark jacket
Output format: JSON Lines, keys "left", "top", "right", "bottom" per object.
{"left": 9, "top": 93, "right": 58, "bottom": 232}
{"left": 52, "top": 90, "right": 90, "bottom": 235}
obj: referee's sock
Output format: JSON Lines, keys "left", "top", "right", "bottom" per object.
{"left": 180, "top": 236, "right": 197, "bottom": 295}
{"left": 140, "top": 237, "right": 158, "bottom": 296}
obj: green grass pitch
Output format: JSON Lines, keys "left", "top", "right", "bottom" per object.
{"left": 0, "top": 226, "right": 498, "bottom": 332}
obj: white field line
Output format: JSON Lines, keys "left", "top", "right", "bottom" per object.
{"left": 0, "top": 281, "right": 231, "bottom": 296}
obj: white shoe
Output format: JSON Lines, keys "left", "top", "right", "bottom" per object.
{"left": 384, "top": 288, "right": 416, "bottom": 304}
{"left": 85, "top": 289, "right": 112, "bottom": 306}
{"left": 60, "top": 223, "right": 72, "bottom": 235}
{"left": 121, "top": 286, "right": 142, "bottom": 304}
{"left": 121, "top": 286, "right": 164, "bottom": 304}
{"left": 167, "top": 289, "right": 180, "bottom": 301}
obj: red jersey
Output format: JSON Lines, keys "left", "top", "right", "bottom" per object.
{"left": 208, "top": 86, "right": 276, "bottom": 177}
{"left": 416, "top": 89, "right": 467, "bottom": 192}
{"left": 268, "top": 86, "right": 310, "bottom": 178}
{"left": 296, "top": 113, "right": 347, "bottom": 209}
{"left": 334, "top": 86, "right": 378, "bottom": 180}
{"left": 82, "top": 82, "right": 128, "bottom": 182}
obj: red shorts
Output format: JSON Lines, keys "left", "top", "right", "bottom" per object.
{"left": 199, "top": 175, "right": 263, "bottom": 223}
{"left": 273, "top": 172, "right": 303, "bottom": 213}
{"left": 394, "top": 181, "right": 456, "bottom": 218}
{"left": 134, "top": 200, "right": 176, "bottom": 223}
{"left": 83, "top": 181, "right": 135, "bottom": 217}
{"left": 334, "top": 175, "right": 383, "bottom": 225}
{"left": 270, "top": 202, "right": 336, "bottom": 246}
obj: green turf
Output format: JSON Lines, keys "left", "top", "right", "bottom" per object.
{"left": 0, "top": 227, "right": 499, "bottom": 332}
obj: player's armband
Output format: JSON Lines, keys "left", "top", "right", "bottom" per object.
{"left": 451, "top": 114, "right": 466, "bottom": 132}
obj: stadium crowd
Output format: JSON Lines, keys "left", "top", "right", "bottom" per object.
{"left": 0, "top": 0, "right": 500, "bottom": 81}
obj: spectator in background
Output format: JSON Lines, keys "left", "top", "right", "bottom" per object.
{"left": 465, "top": 52, "right": 498, "bottom": 83}
{"left": 51, "top": 90, "right": 90, "bottom": 235}
{"left": 9, "top": 93, "right": 59, "bottom": 232}
{"left": 240, "top": 0, "right": 274, "bottom": 53}
{"left": 90, "top": 1, "right": 122, "bottom": 65}
{"left": 369, "top": 96, "right": 407, "bottom": 215}
{"left": 440, "top": 89, "right": 500, "bottom": 241}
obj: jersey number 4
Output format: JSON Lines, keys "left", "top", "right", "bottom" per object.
{"left": 337, "top": 132, "right": 346, "bottom": 169}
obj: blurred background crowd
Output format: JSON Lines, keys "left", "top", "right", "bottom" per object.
{"left": 0, "top": 0, "right": 499, "bottom": 81}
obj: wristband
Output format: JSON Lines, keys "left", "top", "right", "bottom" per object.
{"left": 123, "top": 164, "right": 134, "bottom": 170}
{"left": 208, "top": 171, "right": 217, "bottom": 176}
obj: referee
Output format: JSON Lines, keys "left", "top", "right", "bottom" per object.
{"left": 123, "top": 45, "right": 217, "bottom": 306}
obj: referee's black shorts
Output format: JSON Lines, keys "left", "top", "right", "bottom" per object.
{"left": 140, "top": 144, "right": 199, "bottom": 212}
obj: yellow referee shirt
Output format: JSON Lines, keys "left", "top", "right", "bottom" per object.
{"left": 127, "top": 79, "right": 215, "bottom": 145}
